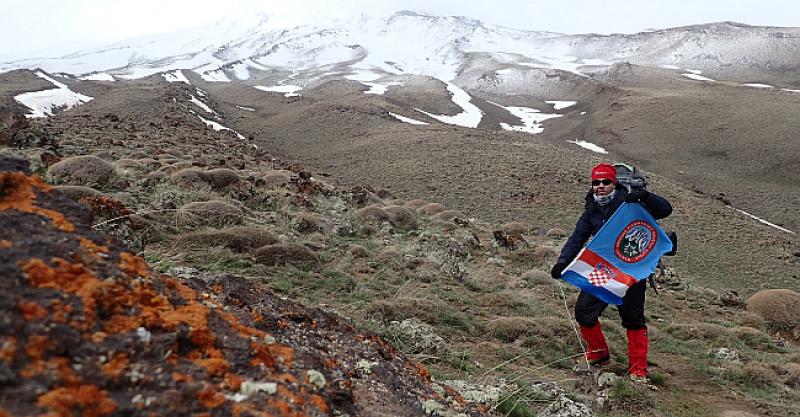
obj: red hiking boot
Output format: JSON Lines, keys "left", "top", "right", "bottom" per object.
{"left": 627, "top": 328, "right": 649, "bottom": 377}
{"left": 579, "top": 323, "right": 610, "bottom": 365}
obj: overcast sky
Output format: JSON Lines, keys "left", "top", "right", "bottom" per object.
{"left": 2, "top": 0, "right": 798, "bottom": 55}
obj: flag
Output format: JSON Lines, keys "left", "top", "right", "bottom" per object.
{"left": 561, "top": 202, "right": 673, "bottom": 305}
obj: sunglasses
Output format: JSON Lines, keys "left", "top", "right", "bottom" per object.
{"left": 591, "top": 179, "right": 614, "bottom": 186}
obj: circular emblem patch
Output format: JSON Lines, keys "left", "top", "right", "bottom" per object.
{"left": 615, "top": 220, "right": 657, "bottom": 263}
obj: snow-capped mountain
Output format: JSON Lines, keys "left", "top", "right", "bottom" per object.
{"left": 2, "top": 11, "right": 799, "bottom": 86}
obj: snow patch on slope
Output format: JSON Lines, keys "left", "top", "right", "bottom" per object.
{"left": 567, "top": 139, "right": 608, "bottom": 154}
{"left": 488, "top": 101, "right": 562, "bottom": 134}
{"left": 390, "top": 112, "right": 428, "bottom": 125}
{"left": 254, "top": 85, "right": 302, "bottom": 97}
{"left": 15, "top": 71, "right": 93, "bottom": 118}
{"left": 415, "top": 82, "right": 483, "bottom": 128}
{"left": 163, "top": 70, "right": 190, "bottom": 84}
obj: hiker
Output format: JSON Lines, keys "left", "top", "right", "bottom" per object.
{"left": 551, "top": 163, "right": 672, "bottom": 379}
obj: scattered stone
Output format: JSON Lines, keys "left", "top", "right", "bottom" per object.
{"left": 443, "top": 379, "right": 509, "bottom": 405}
{"left": 306, "top": 370, "right": 326, "bottom": 389}
{"left": 530, "top": 381, "right": 565, "bottom": 399}
{"left": 386, "top": 319, "right": 446, "bottom": 354}
{"left": 356, "top": 359, "right": 376, "bottom": 374}
{"left": 239, "top": 380, "right": 278, "bottom": 396}
{"left": 597, "top": 373, "right": 619, "bottom": 389}
{"left": 539, "top": 395, "right": 593, "bottom": 417}
{"left": 720, "top": 290, "right": 745, "bottom": 307}
{"left": 712, "top": 347, "right": 740, "bottom": 362}
{"left": 546, "top": 228, "right": 567, "bottom": 238}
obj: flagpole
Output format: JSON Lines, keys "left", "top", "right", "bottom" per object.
{"left": 556, "top": 280, "right": 590, "bottom": 370}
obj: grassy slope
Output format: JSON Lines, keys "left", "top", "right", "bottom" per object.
{"left": 3, "top": 77, "right": 799, "bottom": 416}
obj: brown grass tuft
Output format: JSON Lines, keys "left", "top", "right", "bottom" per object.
{"left": 175, "top": 227, "right": 279, "bottom": 252}
{"left": 177, "top": 201, "right": 244, "bottom": 227}
{"left": 253, "top": 244, "right": 319, "bottom": 268}
{"left": 746, "top": 289, "right": 800, "bottom": 334}
{"left": 46, "top": 155, "right": 118, "bottom": 189}
{"left": 416, "top": 203, "right": 446, "bottom": 215}
{"left": 383, "top": 206, "right": 418, "bottom": 230}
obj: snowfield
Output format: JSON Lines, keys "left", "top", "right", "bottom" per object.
{"left": 15, "top": 71, "right": 93, "bottom": 118}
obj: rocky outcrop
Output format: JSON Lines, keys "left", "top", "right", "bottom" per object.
{"left": 0, "top": 156, "right": 486, "bottom": 417}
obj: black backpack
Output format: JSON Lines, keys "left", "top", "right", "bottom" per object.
{"left": 613, "top": 162, "right": 677, "bottom": 257}
{"left": 613, "top": 162, "right": 647, "bottom": 192}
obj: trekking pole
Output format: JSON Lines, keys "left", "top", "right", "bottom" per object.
{"left": 556, "top": 280, "right": 590, "bottom": 371}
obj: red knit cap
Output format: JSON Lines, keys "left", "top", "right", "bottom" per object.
{"left": 591, "top": 163, "right": 617, "bottom": 182}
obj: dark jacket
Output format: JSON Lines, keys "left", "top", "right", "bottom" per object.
{"left": 556, "top": 188, "right": 672, "bottom": 265}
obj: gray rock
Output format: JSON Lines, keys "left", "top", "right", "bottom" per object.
{"left": 540, "top": 395, "right": 594, "bottom": 417}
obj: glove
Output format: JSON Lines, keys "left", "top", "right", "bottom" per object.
{"left": 625, "top": 190, "right": 650, "bottom": 203}
{"left": 551, "top": 262, "right": 568, "bottom": 279}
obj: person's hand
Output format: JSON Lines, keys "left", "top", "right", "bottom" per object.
{"left": 551, "top": 262, "right": 568, "bottom": 279}
{"left": 625, "top": 190, "right": 650, "bottom": 203}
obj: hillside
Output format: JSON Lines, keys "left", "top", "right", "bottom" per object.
{"left": 2, "top": 78, "right": 799, "bottom": 417}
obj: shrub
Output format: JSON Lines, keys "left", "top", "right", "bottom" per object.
{"left": 383, "top": 205, "right": 418, "bottom": 230}
{"left": 356, "top": 205, "right": 389, "bottom": 222}
{"left": 417, "top": 203, "right": 446, "bottom": 215}
{"left": 500, "top": 222, "right": 527, "bottom": 235}
{"left": 436, "top": 210, "right": 465, "bottom": 221}
{"left": 47, "top": 155, "right": 118, "bottom": 189}
{"left": 53, "top": 185, "right": 101, "bottom": 201}
{"left": 200, "top": 168, "right": 240, "bottom": 190}
{"left": 262, "top": 170, "right": 294, "bottom": 188}
{"left": 521, "top": 269, "right": 551, "bottom": 285}
{"left": 175, "top": 227, "right": 279, "bottom": 253}
{"left": 253, "top": 243, "right": 319, "bottom": 268}
{"left": 746, "top": 289, "right": 800, "bottom": 334}
{"left": 170, "top": 168, "right": 206, "bottom": 189}
{"left": 488, "top": 317, "right": 538, "bottom": 342}
{"left": 177, "top": 200, "right": 244, "bottom": 227}
{"left": 349, "top": 244, "right": 369, "bottom": 258}
{"left": 293, "top": 212, "right": 331, "bottom": 234}
{"left": 402, "top": 199, "right": 428, "bottom": 210}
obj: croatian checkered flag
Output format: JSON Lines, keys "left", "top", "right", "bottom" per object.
{"left": 561, "top": 203, "right": 673, "bottom": 305}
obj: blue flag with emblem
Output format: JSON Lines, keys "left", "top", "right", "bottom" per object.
{"left": 561, "top": 202, "right": 674, "bottom": 305}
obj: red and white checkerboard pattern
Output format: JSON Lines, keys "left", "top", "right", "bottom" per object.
{"left": 587, "top": 266, "right": 612, "bottom": 286}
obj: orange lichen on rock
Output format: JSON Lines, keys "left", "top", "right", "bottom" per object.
{"left": 37, "top": 385, "right": 117, "bottom": 417}
{"left": 192, "top": 348, "right": 229, "bottom": 377}
{"left": 0, "top": 240, "right": 11, "bottom": 249}
{"left": 25, "top": 335, "right": 48, "bottom": 360}
{"left": 309, "top": 394, "right": 331, "bottom": 414}
{"left": 119, "top": 252, "right": 150, "bottom": 277}
{"left": 21, "top": 258, "right": 104, "bottom": 330}
{"left": 19, "top": 300, "right": 48, "bottom": 321}
{"left": 0, "top": 172, "right": 74, "bottom": 232}
{"left": 79, "top": 237, "right": 109, "bottom": 256}
{"left": 267, "top": 344, "right": 294, "bottom": 367}
{"left": 0, "top": 337, "right": 16, "bottom": 364}
{"left": 102, "top": 353, "right": 129, "bottom": 378}
{"left": 172, "top": 372, "right": 194, "bottom": 384}
{"left": 218, "top": 310, "right": 266, "bottom": 339}
{"left": 249, "top": 341, "right": 276, "bottom": 368}
{"left": 223, "top": 372, "right": 243, "bottom": 391}
{"left": 197, "top": 385, "right": 226, "bottom": 409}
